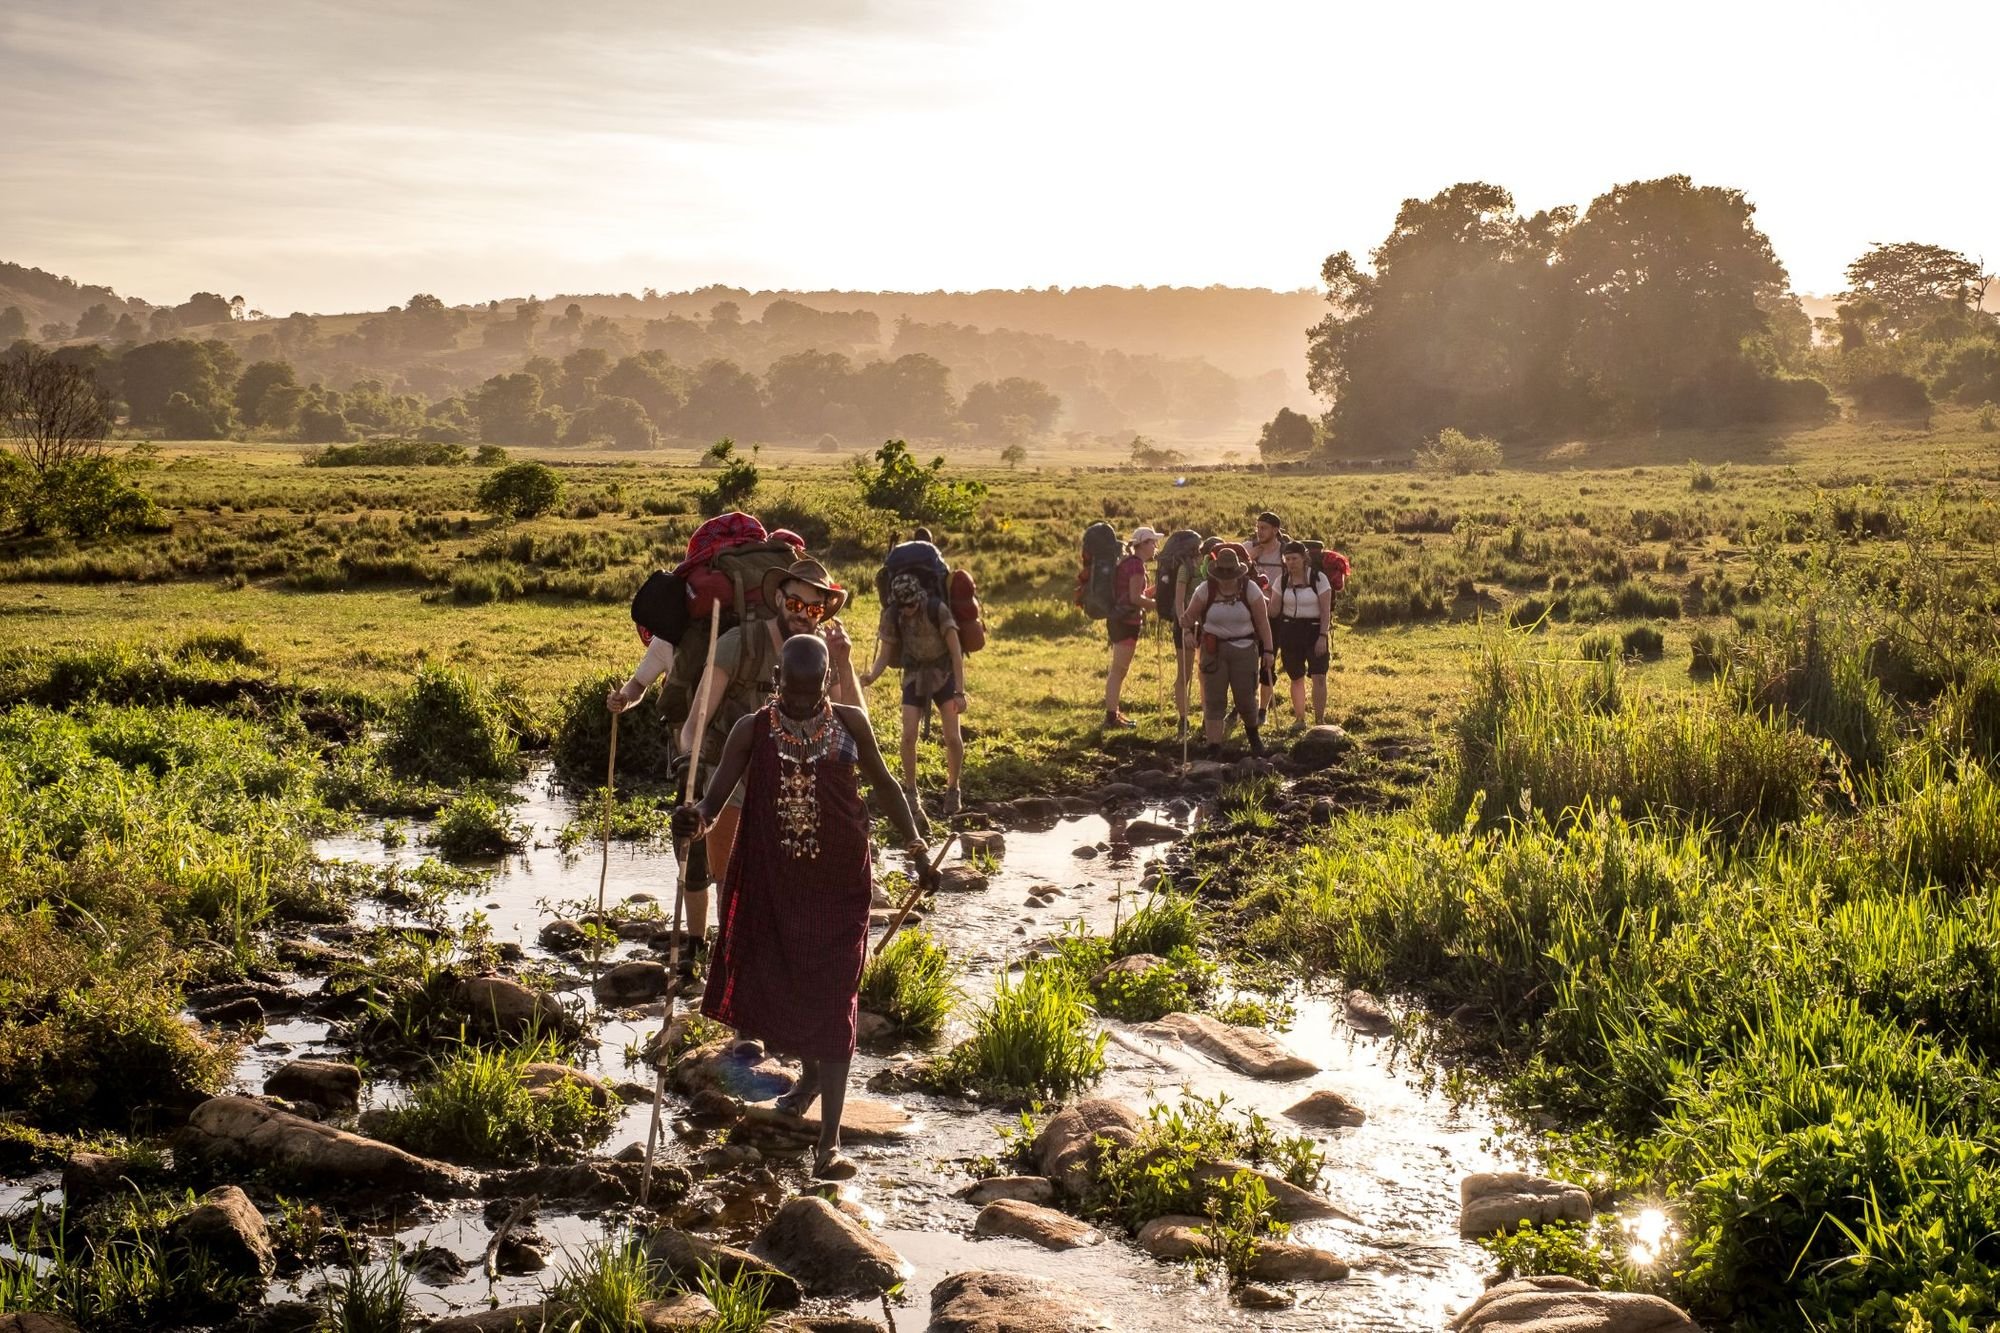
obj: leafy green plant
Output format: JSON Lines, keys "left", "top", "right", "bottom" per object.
{"left": 931, "top": 959, "right": 1106, "bottom": 1100}
{"left": 1415, "top": 427, "right": 1503, "bottom": 476}
{"left": 382, "top": 664, "right": 524, "bottom": 784}
{"left": 858, "top": 928, "right": 958, "bottom": 1038}
{"left": 1090, "top": 1093, "right": 1323, "bottom": 1234}
{"left": 382, "top": 1040, "right": 613, "bottom": 1165}
{"left": 546, "top": 1235, "right": 662, "bottom": 1331}
{"left": 696, "top": 438, "right": 760, "bottom": 516}
{"left": 1196, "top": 1170, "right": 1287, "bottom": 1290}
{"left": 852, "top": 439, "right": 986, "bottom": 524}
{"left": 428, "top": 790, "right": 527, "bottom": 860}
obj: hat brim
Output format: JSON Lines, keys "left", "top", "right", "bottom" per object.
{"left": 761, "top": 565, "right": 848, "bottom": 618}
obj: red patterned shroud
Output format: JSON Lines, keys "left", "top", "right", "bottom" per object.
{"left": 701, "top": 708, "right": 871, "bottom": 1060}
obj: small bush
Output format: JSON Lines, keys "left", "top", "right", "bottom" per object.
{"left": 383, "top": 665, "right": 523, "bottom": 784}
{"left": 1689, "top": 627, "right": 1729, "bottom": 679}
{"left": 549, "top": 670, "right": 681, "bottom": 789}
{"left": 1508, "top": 596, "right": 1550, "bottom": 629}
{"left": 323, "top": 1260, "right": 415, "bottom": 1333}
{"left": 852, "top": 438, "right": 986, "bottom": 524}
{"left": 933, "top": 959, "right": 1106, "bottom": 1100}
{"left": 1415, "top": 427, "right": 1503, "bottom": 476}
{"left": 859, "top": 928, "right": 958, "bottom": 1038}
{"left": 1610, "top": 581, "right": 1680, "bottom": 619}
{"left": 1090, "top": 1093, "right": 1325, "bottom": 1234}
{"left": 1687, "top": 461, "right": 1719, "bottom": 492}
{"left": 1853, "top": 371, "right": 1932, "bottom": 421}
{"left": 1112, "top": 890, "right": 1203, "bottom": 958}
{"left": 383, "top": 1042, "right": 613, "bottom": 1164}
{"left": 545, "top": 1236, "right": 662, "bottom": 1329}
{"left": 448, "top": 562, "right": 525, "bottom": 604}
{"left": 1620, "top": 624, "right": 1666, "bottom": 661}
{"left": 307, "top": 439, "right": 468, "bottom": 467}
{"left": 473, "top": 443, "right": 510, "bottom": 466}
{"left": 695, "top": 439, "right": 760, "bottom": 516}
{"left": 477, "top": 461, "right": 566, "bottom": 520}
{"left": 428, "top": 791, "right": 527, "bottom": 860}
{"left": 1578, "top": 632, "right": 1615, "bottom": 662}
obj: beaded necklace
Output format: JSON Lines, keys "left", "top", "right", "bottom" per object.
{"left": 768, "top": 698, "right": 836, "bottom": 858}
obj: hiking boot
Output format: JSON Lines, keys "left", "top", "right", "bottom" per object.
{"left": 1104, "top": 711, "right": 1137, "bottom": 729}
{"left": 941, "top": 787, "right": 961, "bottom": 816}
{"left": 1205, "top": 743, "right": 1225, "bottom": 762}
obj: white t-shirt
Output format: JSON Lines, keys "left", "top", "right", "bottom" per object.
{"left": 1275, "top": 572, "right": 1327, "bottom": 621}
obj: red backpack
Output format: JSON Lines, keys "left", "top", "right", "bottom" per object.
{"left": 674, "top": 512, "right": 785, "bottom": 620}
{"left": 949, "top": 568, "right": 986, "bottom": 653}
{"left": 1322, "top": 549, "right": 1350, "bottom": 593}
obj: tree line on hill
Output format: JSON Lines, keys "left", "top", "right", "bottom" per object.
{"left": 1265, "top": 176, "right": 1999, "bottom": 460}
{"left": 0, "top": 333, "right": 1069, "bottom": 453}
{"left": 2, "top": 275, "right": 1281, "bottom": 442}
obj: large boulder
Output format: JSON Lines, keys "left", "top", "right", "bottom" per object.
{"left": 1032, "top": 1100, "right": 1144, "bottom": 1197}
{"left": 1459, "top": 1172, "right": 1594, "bottom": 1237}
{"left": 754, "top": 1197, "right": 909, "bottom": 1297}
{"left": 263, "top": 1060, "right": 362, "bottom": 1111}
{"left": 972, "top": 1200, "right": 1103, "bottom": 1250}
{"left": 646, "top": 1228, "right": 801, "bottom": 1308}
{"left": 958, "top": 830, "right": 1006, "bottom": 858}
{"left": 60, "top": 1152, "right": 130, "bottom": 1207}
{"left": 1450, "top": 1275, "right": 1701, "bottom": 1332}
{"left": 1248, "top": 1241, "right": 1349, "bottom": 1282}
{"left": 455, "top": 975, "right": 572, "bottom": 1037}
{"left": 936, "top": 866, "right": 988, "bottom": 893}
{"left": 1151, "top": 1012, "right": 1317, "bottom": 1080}
{"left": 183, "top": 1097, "right": 466, "bottom": 1196}
{"left": 167, "top": 1185, "right": 274, "bottom": 1282}
{"left": 594, "top": 960, "right": 670, "bottom": 1005}
{"left": 1283, "top": 1089, "right": 1366, "bottom": 1128}
{"left": 927, "top": 1271, "right": 1113, "bottom": 1333}
{"left": 1120, "top": 819, "right": 1182, "bottom": 845}
{"left": 1290, "top": 724, "right": 1353, "bottom": 769}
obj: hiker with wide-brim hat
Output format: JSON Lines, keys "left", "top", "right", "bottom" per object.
{"left": 679, "top": 557, "right": 863, "bottom": 938}
{"left": 1179, "top": 544, "right": 1275, "bottom": 759}
{"left": 1103, "top": 525, "right": 1162, "bottom": 728}
{"left": 859, "top": 542, "right": 967, "bottom": 819}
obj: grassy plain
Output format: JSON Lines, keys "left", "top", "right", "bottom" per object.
{"left": 3, "top": 409, "right": 1999, "bottom": 1329}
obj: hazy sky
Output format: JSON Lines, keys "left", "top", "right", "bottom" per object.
{"left": 5, "top": 0, "right": 1995, "bottom": 314}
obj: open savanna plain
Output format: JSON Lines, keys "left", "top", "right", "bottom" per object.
{"left": 3, "top": 408, "right": 1999, "bottom": 1330}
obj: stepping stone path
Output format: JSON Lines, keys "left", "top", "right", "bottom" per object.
{"left": 973, "top": 1199, "right": 1104, "bottom": 1249}
{"left": 1149, "top": 1011, "right": 1319, "bottom": 1080}
{"left": 928, "top": 1271, "right": 1114, "bottom": 1333}
{"left": 1459, "top": 1172, "right": 1594, "bottom": 1236}
{"left": 1451, "top": 1276, "right": 1700, "bottom": 1333}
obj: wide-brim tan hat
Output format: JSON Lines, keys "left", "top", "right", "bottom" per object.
{"left": 1208, "top": 548, "right": 1246, "bottom": 579}
{"left": 761, "top": 558, "right": 848, "bottom": 618}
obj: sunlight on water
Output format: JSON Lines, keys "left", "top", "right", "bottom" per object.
{"left": 1624, "top": 1206, "right": 1674, "bottom": 1267}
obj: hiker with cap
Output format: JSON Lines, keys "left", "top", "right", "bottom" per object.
{"left": 1274, "top": 539, "right": 1334, "bottom": 727}
{"left": 1179, "top": 544, "right": 1275, "bottom": 759}
{"left": 1103, "top": 526, "right": 1161, "bottom": 729}
{"left": 676, "top": 559, "right": 865, "bottom": 940}
{"left": 672, "top": 634, "right": 926, "bottom": 1180}
{"left": 859, "top": 548, "right": 967, "bottom": 818}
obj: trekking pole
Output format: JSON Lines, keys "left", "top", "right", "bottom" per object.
{"left": 641, "top": 610, "right": 722, "bottom": 1208}
{"left": 1176, "top": 578, "right": 1192, "bottom": 769}
{"left": 592, "top": 711, "right": 620, "bottom": 979}
{"left": 873, "top": 835, "right": 957, "bottom": 960}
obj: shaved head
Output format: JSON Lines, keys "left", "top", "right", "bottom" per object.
{"left": 781, "top": 633, "right": 829, "bottom": 685}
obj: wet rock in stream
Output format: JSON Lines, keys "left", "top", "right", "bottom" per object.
{"left": 1342, "top": 988, "right": 1393, "bottom": 1034}
{"left": 1450, "top": 1276, "right": 1700, "bottom": 1333}
{"left": 0, "top": 1315, "right": 84, "bottom": 1333}
{"left": 1283, "top": 1087, "right": 1367, "bottom": 1128}
{"left": 1145, "top": 1011, "right": 1318, "bottom": 1080}
{"left": 927, "top": 1271, "right": 1113, "bottom": 1333}
{"left": 671, "top": 1039, "right": 798, "bottom": 1103}
{"left": 972, "top": 1198, "right": 1103, "bottom": 1249}
{"left": 959, "top": 1175, "right": 1058, "bottom": 1207}
{"left": 454, "top": 974, "right": 575, "bottom": 1037}
{"left": 263, "top": 1059, "right": 362, "bottom": 1111}
{"left": 1032, "top": 1099, "right": 1142, "bottom": 1197}
{"left": 430, "top": 1294, "right": 716, "bottom": 1332}
{"left": 645, "top": 1227, "right": 802, "bottom": 1307}
{"left": 594, "top": 959, "right": 670, "bottom": 1004}
{"left": 754, "top": 1196, "right": 908, "bottom": 1297}
{"left": 182, "top": 1096, "right": 468, "bottom": 1196}
{"left": 518, "top": 1061, "right": 614, "bottom": 1110}
{"left": 1458, "top": 1171, "right": 1593, "bottom": 1236}
{"left": 167, "top": 1185, "right": 275, "bottom": 1282}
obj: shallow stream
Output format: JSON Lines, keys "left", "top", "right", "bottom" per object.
{"left": 40, "top": 765, "right": 1520, "bottom": 1326}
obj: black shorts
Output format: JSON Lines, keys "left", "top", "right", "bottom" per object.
{"left": 1107, "top": 611, "right": 1143, "bottom": 645}
{"left": 1276, "top": 618, "right": 1328, "bottom": 679}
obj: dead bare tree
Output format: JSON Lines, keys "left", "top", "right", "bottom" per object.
{"left": 0, "top": 344, "right": 112, "bottom": 475}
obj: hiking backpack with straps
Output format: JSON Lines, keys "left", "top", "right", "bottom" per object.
{"left": 876, "top": 536, "right": 952, "bottom": 668}
{"left": 1075, "top": 522, "right": 1123, "bottom": 620}
{"left": 1299, "top": 538, "right": 1351, "bottom": 594}
{"left": 1154, "top": 528, "right": 1202, "bottom": 617}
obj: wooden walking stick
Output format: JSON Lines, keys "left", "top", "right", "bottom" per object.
{"left": 640, "top": 610, "right": 722, "bottom": 1208}
{"left": 1176, "top": 577, "right": 1193, "bottom": 769}
{"left": 592, "top": 711, "right": 620, "bottom": 978}
{"left": 873, "top": 834, "right": 957, "bottom": 959}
